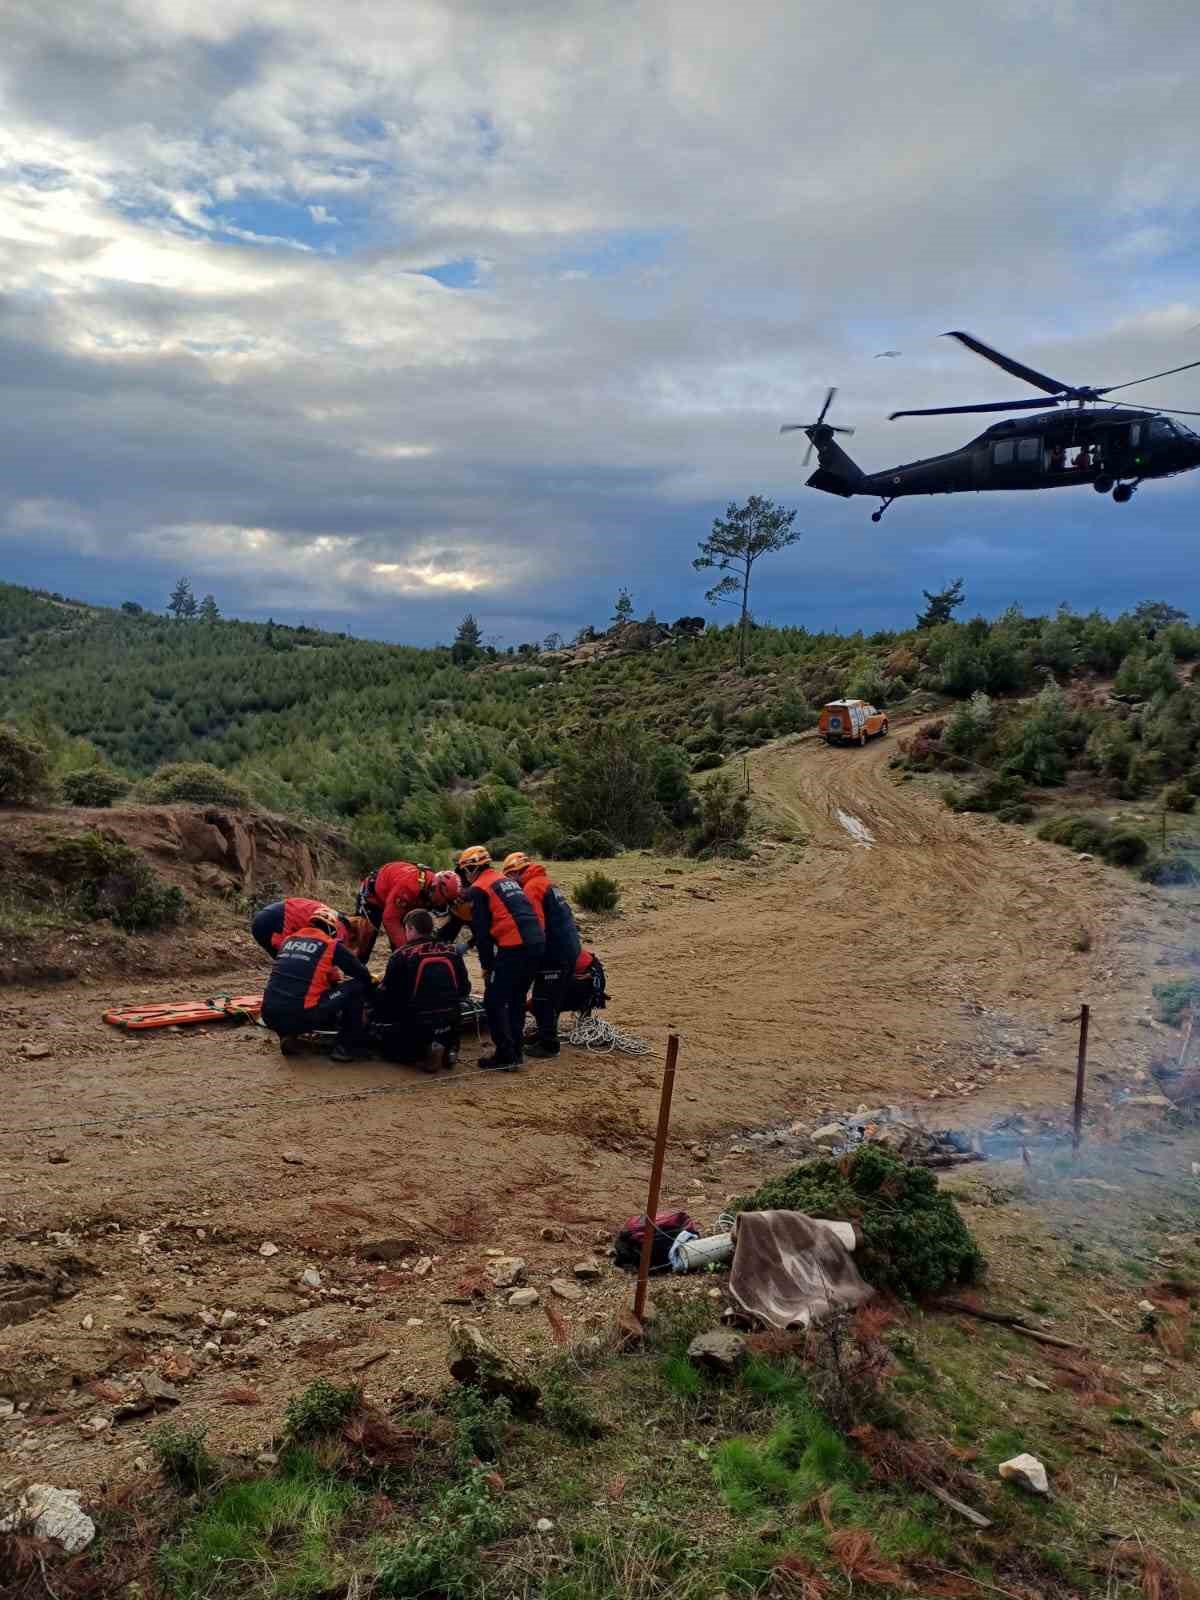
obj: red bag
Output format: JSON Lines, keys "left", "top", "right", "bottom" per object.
{"left": 613, "top": 1209, "right": 698, "bottom": 1272}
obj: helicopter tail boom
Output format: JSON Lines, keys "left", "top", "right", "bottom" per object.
{"left": 804, "top": 427, "right": 865, "bottom": 497}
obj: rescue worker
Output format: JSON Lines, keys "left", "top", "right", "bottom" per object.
{"left": 356, "top": 863, "right": 462, "bottom": 958}
{"left": 260, "top": 906, "right": 376, "bottom": 1063}
{"left": 456, "top": 845, "right": 544, "bottom": 1071}
{"left": 501, "top": 852, "right": 581, "bottom": 1058}
{"left": 251, "top": 897, "right": 356, "bottom": 960}
{"left": 373, "top": 909, "right": 470, "bottom": 1070}
{"left": 567, "top": 946, "right": 607, "bottom": 1015}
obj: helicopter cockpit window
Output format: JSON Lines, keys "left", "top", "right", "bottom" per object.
{"left": 1016, "top": 437, "right": 1041, "bottom": 463}
{"left": 992, "top": 440, "right": 1014, "bottom": 465}
{"left": 1150, "top": 417, "right": 1176, "bottom": 439}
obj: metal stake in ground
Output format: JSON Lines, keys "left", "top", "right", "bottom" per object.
{"left": 1072, "top": 1003, "right": 1090, "bottom": 1153}
{"left": 633, "top": 1033, "right": 679, "bottom": 1326}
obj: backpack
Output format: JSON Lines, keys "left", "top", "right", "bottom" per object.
{"left": 566, "top": 955, "right": 607, "bottom": 1015}
{"left": 407, "top": 943, "right": 462, "bottom": 1020}
{"left": 613, "top": 1209, "right": 698, "bottom": 1273}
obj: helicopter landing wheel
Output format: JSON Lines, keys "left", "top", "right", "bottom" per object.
{"left": 1093, "top": 476, "right": 1114, "bottom": 495}
{"left": 871, "top": 496, "right": 895, "bottom": 524}
{"left": 1112, "top": 482, "right": 1136, "bottom": 504}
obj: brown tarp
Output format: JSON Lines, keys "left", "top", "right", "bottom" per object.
{"left": 728, "top": 1210, "right": 874, "bottom": 1330}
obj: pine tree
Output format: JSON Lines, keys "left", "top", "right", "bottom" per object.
{"left": 452, "top": 613, "right": 484, "bottom": 665}
{"left": 916, "top": 578, "right": 965, "bottom": 630}
{"left": 612, "top": 588, "right": 634, "bottom": 625}
{"left": 693, "top": 496, "right": 800, "bottom": 669}
{"left": 167, "top": 577, "right": 197, "bottom": 619}
{"left": 198, "top": 594, "right": 221, "bottom": 623}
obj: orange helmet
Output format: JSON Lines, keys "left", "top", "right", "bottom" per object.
{"left": 501, "top": 851, "right": 530, "bottom": 876}
{"left": 429, "top": 869, "right": 462, "bottom": 908}
{"left": 309, "top": 905, "right": 340, "bottom": 938}
{"left": 456, "top": 845, "right": 491, "bottom": 877}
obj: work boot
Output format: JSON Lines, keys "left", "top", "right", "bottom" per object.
{"left": 439, "top": 1044, "right": 459, "bottom": 1071}
{"left": 330, "top": 1042, "right": 355, "bottom": 1064}
{"left": 279, "top": 1035, "right": 302, "bottom": 1057}
{"left": 523, "top": 1040, "right": 560, "bottom": 1059}
{"left": 478, "top": 1052, "right": 519, "bottom": 1072}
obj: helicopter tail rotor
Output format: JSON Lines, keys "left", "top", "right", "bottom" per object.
{"left": 780, "top": 386, "right": 856, "bottom": 466}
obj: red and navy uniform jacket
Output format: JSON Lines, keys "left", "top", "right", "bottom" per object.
{"left": 575, "top": 949, "right": 595, "bottom": 977}
{"left": 467, "top": 866, "right": 544, "bottom": 971}
{"left": 262, "top": 924, "right": 373, "bottom": 1019}
{"left": 376, "top": 939, "right": 470, "bottom": 1025}
{"left": 357, "top": 862, "right": 433, "bottom": 950}
{"left": 515, "top": 864, "right": 581, "bottom": 972}
{"left": 253, "top": 897, "right": 325, "bottom": 955}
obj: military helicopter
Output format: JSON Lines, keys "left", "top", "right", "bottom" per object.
{"left": 782, "top": 331, "right": 1200, "bottom": 522}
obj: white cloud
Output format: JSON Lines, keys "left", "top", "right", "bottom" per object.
{"left": 1, "top": 0, "right": 1200, "bottom": 636}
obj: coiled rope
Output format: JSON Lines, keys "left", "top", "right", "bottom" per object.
{"left": 562, "top": 1012, "right": 652, "bottom": 1055}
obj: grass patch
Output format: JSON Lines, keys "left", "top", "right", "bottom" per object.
{"left": 159, "top": 1447, "right": 361, "bottom": 1600}
{"left": 1153, "top": 977, "right": 1200, "bottom": 1026}
{"left": 373, "top": 1470, "right": 508, "bottom": 1598}
{"left": 282, "top": 1378, "right": 363, "bottom": 1443}
{"left": 572, "top": 869, "right": 621, "bottom": 913}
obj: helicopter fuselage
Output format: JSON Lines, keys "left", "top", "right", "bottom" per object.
{"left": 806, "top": 406, "right": 1200, "bottom": 506}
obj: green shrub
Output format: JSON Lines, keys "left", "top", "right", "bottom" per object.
{"left": 943, "top": 691, "right": 993, "bottom": 757}
{"left": 1142, "top": 852, "right": 1200, "bottom": 886}
{"left": 573, "top": 870, "right": 621, "bottom": 914}
{"left": 948, "top": 773, "right": 1025, "bottom": 815}
{"left": 1037, "top": 815, "right": 1110, "bottom": 854}
{"left": 448, "top": 1385, "right": 511, "bottom": 1470}
{"left": 139, "top": 761, "right": 252, "bottom": 809}
{"left": 149, "top": 1421, "right": 217, "bottom": 1493}
{"left": 524, "top": 815, "right": 565, "bottom": 859}
{"left": 1164, "top": 781, "right": 1196, "bottom": 814}
{"left": 551, "top": 723, "right": 670, "bottom": 846}
{"left": 1153, "top": 978, "right": 1200, "bottom": 1026}
{"left": 692, "top": 750, "right": 723, "bottom": 773}
{"left": 690, "top": 770, "right": 750, "bottom": 854}
{"left": 283, "top": 1377, "right": 362, "bottom": 1442}
{"left": 733, "top": 1145, "right": 985, "bottom": 1299}
{"left": 558, "top": 830, "right": 618, "bottom": 860}
{"left": 0, "top": 723, "right": 49, "bottom": 806}
{"left": 60, "top": 767, "right": 131, "bottom": 808}
{"left": 1101, "top": 828, "right": 1149, "bottom": 867}
{"left": 1003, "top": 680, "right": 1075, "bottom": 786}
{"left": 374, "top": 1472, "right": 507, "bottom": 1598}
{"left": 43, "top": 832, "right": 185, "bottom": 931}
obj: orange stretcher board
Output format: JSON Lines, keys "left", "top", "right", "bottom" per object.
{"left": 103, "top": 994, "right": 264, "bottom": 1031}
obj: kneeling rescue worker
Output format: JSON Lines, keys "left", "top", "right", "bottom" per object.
{"left": 251, "top": 896, "right": 358, "bottom": 959}
{"left": 502, "top": 852, "right": 581, "bottom": 1057}
{"left": 261, "top": 906, "right": 375, "bottom": 1063}
{"left": 373, "top": 908, "right": 470, "bottom": 1070}
{"left": 356, "top": 862, "right": 462, "bottom": 958}
{"left": 456, "top": 845, "right": 544, "bottom": 1071}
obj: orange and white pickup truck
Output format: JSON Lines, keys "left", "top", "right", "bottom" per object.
{"left": 818, "top": 698, "right": 889, "bottom": 746}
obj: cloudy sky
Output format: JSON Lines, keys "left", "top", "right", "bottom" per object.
{"left": 3, "top": 0, "right": 1199, "bottom": 645}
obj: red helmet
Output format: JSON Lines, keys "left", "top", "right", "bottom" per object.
{"left": 429, "top": 869, "right": 463, "bottom": 909}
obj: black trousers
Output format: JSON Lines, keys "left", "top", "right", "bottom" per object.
{"left": 530, "top": 968, "right": 571, "bottom": 1050}
{"left": 263, "top": 979, "right": 366, "bottom": 1047}
{"left": 377, "top": 1010, "right": 461, "bottom": 1065}
{"left": 484, "top": 948, "right": 538, "bottom": 1062}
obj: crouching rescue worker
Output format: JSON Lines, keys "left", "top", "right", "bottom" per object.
{"left": 456, "top": 845, "right": 544, "bottom": 1071}
{"left": 356, "top": 862, "right": 462, "bottom": 958}
{"left": 502, "top": 853, "right": 581, "bottom": 1058}
{"left": 251, "top": 897, "right": 357, "bottom": 959}
{"left": 373, "top": 909, "right": 470, "bottom": 1070}
{"left": 260, "top": 906, "right": 375, "bottom": 1063}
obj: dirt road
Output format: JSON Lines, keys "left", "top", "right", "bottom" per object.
{"left": 1, "top": 731, "right": 1190, "bottom": 1488}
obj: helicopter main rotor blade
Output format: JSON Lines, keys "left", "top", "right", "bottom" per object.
{"left": 815, "top": 386, "right": 837, "bottom": 426}
{"left": 889, "top": 398, "right": 1055, "bottom": 420}
{"left": 944, "top": 331, "right": 1071, "bottom": 397}
{"left": 1099, "top": 357, "right": 1200, "bottom": 394}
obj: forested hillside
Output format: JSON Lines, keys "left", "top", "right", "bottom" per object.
{"left": 2, "top": 579, "right": 1200, "bottom": 875}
